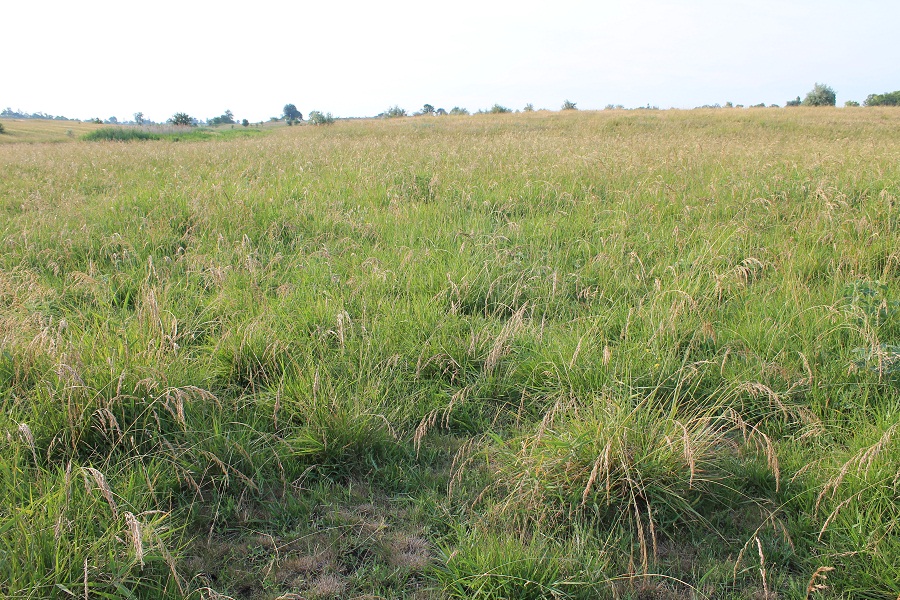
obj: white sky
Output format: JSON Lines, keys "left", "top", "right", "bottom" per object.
{"left": 2, "top": 0, "right": 898, "bottom": 122}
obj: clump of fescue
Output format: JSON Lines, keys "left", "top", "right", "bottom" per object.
{"left": 475, "top": 393, "right": 746, "bottom": 566}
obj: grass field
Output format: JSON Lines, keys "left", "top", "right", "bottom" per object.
{"left": 1, "top": 108, "right": 899, "bottom": 599}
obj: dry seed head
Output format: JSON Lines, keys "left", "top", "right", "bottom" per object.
{"left": 484, "top": 303, "right": 527, "bottom": 373}
{"left": 805, "top": 565, "right": 834, "bottom": 597}
{"left": 124, "top": 512, "right": 145, "bottom": 568}
{"left": 82, "top": 467, "right": 118, "bottom": 518}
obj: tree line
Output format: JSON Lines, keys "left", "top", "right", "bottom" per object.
{"left": 3, "top": 85, "right": 900, "bottom": 133}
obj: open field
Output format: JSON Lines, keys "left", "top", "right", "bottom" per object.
{"left": 0, "top": 119, "right": 102, "bottom": 143}
{"left": 1, "top": 108, "right": 899, "bottom": 599}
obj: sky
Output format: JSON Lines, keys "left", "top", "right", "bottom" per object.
{"left": 2, "top": 0, "right": 899, "bottom": 123}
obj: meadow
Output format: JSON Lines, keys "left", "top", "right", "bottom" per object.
{"left": 1, "top": 108, "right": 899, "bottom": 599}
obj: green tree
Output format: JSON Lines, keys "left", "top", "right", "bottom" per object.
{"left": 845, "top": 100, "right": 860, "bottom": 107}
{"left": 168, "top": 112, "right": 194, "bottom": 126}
{"left": 785, "top": 96, "right": 802, "bottom": 107}
{"left": 802, "top": 83, "right": 836, "bottom": 107}
{"left": 381, "top": 105, "right": 407, "bottom": 118}
{"left": 449, "top": 106, "right": 469, "bottom": 116}
{"left": 308, "top": 110, "right": 335, "bottom": 125}
{"left": 133, "top": 112, "right": 144, "bottom": 125}
{"left": 283, "top": 104, "right": 302, "bottom": 122}
{"left": 421, "top": 104, "right": 435, "bottom": 115}
{"left": 561, "top": 100, "right": 577, "bottom": 110}
{"left": 241, "top": 119, "right": 249, "bottom": 127}
{"left": 208, "top": 109, "right": 235, "bottom": 126}
{"left": 864, "top": 91, "right": 900, "bottom": 106}
{"left": 523, "top": 103, "right": 534, "bottom": 112}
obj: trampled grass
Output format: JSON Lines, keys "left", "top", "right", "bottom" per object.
{"left": 1, "top": 108, "right": 899, "bottom": 598}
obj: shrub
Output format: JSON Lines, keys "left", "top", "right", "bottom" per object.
{"left": 308, "top": 110, "right": 335, "bottom": 125}
{"left": 786, "top": 96, "right": 802, "bottom": 107}
{"left": 864, "top": 90, "right": 900, "bottom": 106}
{"left": 241, "top": 119, "right": 249, "bottom": 127}
{"left": 448, "top": 106, "right": 469, "bottom": 116}
{"left": 0, "top": 121, "right": 5, "bottom": 134}
{"left": 561, "top": 99, "right": 577, "bottom": 110}
{"left": 523, "top": 103, "right": 534, "bottom": 112}
{"left": 802, "top": 83, "right": 836, "bottom": 106}
{"left": 845, "top": 100, "right": 860, "bottom": 107}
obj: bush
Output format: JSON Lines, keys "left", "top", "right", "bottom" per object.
{"left": 523, "top": 103, "right": 534, "bottom": 112}
{"left": 0, "top": 121, "right": 5, "bottom": 134}
{"left": 241, "top": 119, "right": 249, "bottom": 127}
{"left": 802, "top": 83, "right": 836, "bottom": 106}
{"left": 845, "top": 100, "right": 861, "bottom": 107}
{"left": 864, "top": 90, "right": 900, "bottom": 106}
{"left": 786, "top": 96, "right": 802, "bottom": 107}
{"left": 448, "top": 106, "right": 469, "bottom": 116}
{"left": 308, "top": 110, "right": 335, "bottom": 125}
{"left": 561, "top": 99, "right": 577, "bottom": 110}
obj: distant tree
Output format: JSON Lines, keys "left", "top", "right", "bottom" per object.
{"left": 381, "top": 105, "right": 407, "bottom": 118}
{"left": 435, "top": 108, "right": 447, "bottom": 116}
{"left": 785, "top": 96, "right": 802, "bottom": 107}
{"left": 488, "top": 104, "right": 512, "bottom": 114}
{"left": 308, "top": 110, "right": 335, "bottom": 125}
{"left": 208, "top": 109, "right": 236, "bottom": 126}
{"left": 523, "top": 103, "right": 535, "bottom": 112}
{"left": 90, "top": 117, "right": 103, "bottom": 124}
{"left": 864, "top": 90, "right": 900, "bottom": 106}
{"left": 241, "top": 118, "right": 249, "bottom": 127}
{"left": 845, "top": 100, "right": 860, "bottom": 107}
{"left": 283, "top": 104, "right": 303, "bottom": 123}
{"left": 448, "top": 106, "right": 469, "bottom": 116}
{"left": 168, "top": 112, "right": 194, "bottom": 126}
{"left": 802, "top": 83, "right": 836, "bottom": 107}
{"left": 421, "top": 104, "right": 435, "bottom": 115}
{"left": 561, "top": 100, "right": 577, "bottom": 110}
{"left": 133, "top": 112, "right": 144, "bottom": 125}
{"left": 605, "top": 104, "right": 625, "bottom": 110}
{"left": 106, "top": 116, "right": 118, "bottom": 124}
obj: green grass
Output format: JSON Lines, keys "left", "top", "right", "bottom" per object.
{"left": 82, "top": 126, "right": 268, "bottom": 142}
{"left": 1, "top": 108, "right": 900, "bottom": 598}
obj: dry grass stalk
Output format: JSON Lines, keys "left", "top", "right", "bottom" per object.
{"left": 756, "top": 537, "right": 771, "bottom": 600}
{"left": 124, "top": 512, "right": 145, "bottom": 568}
{"left": 82, "top": 467, "right": 118, "bottom": 519}
{"left": 484, "top": 303, "right": 527, "bottom": 373}
{"left": 805, "top": 566, "right": 834, "bottom": 598}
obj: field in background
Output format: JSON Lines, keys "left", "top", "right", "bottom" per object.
{"left": 1, "top": 109, "right": 899, "bottom": 599}
{"left": 0, "top": 118, "right": 102, "bottom": 143}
